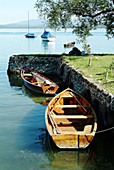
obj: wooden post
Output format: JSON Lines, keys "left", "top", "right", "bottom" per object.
{"left": 106, "top": 71, "right": 108, "bottom": 80}
{"left": 88, "top": 57, "right": 91, "bottom": 67}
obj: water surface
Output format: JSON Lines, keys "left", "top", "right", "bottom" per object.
{"left": 0, "top": 28, "right": 114, "bottom": 170}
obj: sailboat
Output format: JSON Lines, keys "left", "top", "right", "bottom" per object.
{"left": 41, "top": 28, "right": 55, "bottom": 41}
{"left": 25, "top": 12, "right": 37, "bottom": 38}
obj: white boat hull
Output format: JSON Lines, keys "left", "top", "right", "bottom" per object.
{"left": 42, "top": 37, "right": 55, "bottom": 42}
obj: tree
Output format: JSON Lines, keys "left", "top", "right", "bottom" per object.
{"left": 35, "top": 0, "right": 114, "bottom": 42}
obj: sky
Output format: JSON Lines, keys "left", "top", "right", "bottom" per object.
{"left": 0, "top": 0, "right": 38, "bottom": 24}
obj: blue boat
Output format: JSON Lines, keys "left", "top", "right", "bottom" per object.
{"left": 25, "top": 12, "right": 37, "bottom": 38}
{"left": 25, "top": 33, "right": 37, "bottom": 38}
{"left": 41, "top": 29, "right": 55, "bottom": 41}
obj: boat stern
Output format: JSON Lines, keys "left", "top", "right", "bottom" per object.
{"left": 52, "top": 133, "right": 95, "bottom": 149}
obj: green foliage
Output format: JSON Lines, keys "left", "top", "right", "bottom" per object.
{"left": 35, "top": 0, "right": 114, "bottom": 41}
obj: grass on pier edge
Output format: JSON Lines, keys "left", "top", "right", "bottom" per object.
{"left": 62, "top": 55, "right": 114, "bottom": 94}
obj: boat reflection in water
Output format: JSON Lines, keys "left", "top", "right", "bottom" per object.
{"left": 39, "top": 132, "right": 96, "bottom": 169}
{"left": 41, "top": 40, "right": 55, "bottom": 53}
{"left": 22, "top": 85, "right": 53, "bottom": 105}
{"left": 49, "top": 150, "right": 95, "bottom": 168}
{"left": 40, "top": 131, "right": 114, "bottom": 169}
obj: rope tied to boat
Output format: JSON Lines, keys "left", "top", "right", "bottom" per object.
{"left": 96, "top": 126, "right": 114, "bottom": 134}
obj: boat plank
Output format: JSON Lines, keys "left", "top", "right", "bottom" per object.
{"left": 33, "top": 82, "right": 44, "bottom": 84}
{"left": 24, "top": 74, "right": 32, "bottom": 76}
{"left": 52, "top": 115, "right": 93, "bottom": 119}
{"left": 54, "top": 105, "right": 90, "bottom": 108}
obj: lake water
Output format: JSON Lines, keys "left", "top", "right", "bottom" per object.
{"left": 0, "top": 28, "right": 114, "bottom": 170}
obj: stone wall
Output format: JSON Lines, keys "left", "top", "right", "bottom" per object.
{"left": 8, "top": 54, "right": 114, "bottom": 130}
{"left": 8, "top": 54, "right": 62, "bottom": 75}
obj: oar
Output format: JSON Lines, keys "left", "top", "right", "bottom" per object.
{"left": 70, "top": 92, "right": 87, "bottom": 112}
{"left": 48, "top": 114, "right": 56, "bottom": 134}
{"left": 48, "top": 113, "right": 62, "bottom": 134}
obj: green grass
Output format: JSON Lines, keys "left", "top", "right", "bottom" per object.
{"left": 62, "top": 55, "right": 114, "bottom": 94}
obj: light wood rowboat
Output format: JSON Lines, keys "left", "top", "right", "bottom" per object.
{"left": 45, "top": 88, "right": 97, "bottom": 149}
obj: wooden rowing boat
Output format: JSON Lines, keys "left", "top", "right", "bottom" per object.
{"left": 21, "top": 68, "right": 59, "bottom": 95}
{"left": 45, "top": 88, "right": 97, "bottom": 149}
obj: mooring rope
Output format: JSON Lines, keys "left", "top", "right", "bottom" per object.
{"left": 96, "top": 126, "right": 114, "bottom": 134}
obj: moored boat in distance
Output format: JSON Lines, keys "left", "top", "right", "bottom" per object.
{"left": 21, "top": 68, "right": 59, "bottom": 95}
{"left": 45, "top": 88, "right": 97, "bottom": 149}
{"left": 41, "top": 29, "right": 55, "bottom": 41}
{"left": 64, "top": 41, "right": 75, "bottom": 48}
{"left": 25, "top": 33, "right": 37, "bottom": 38}
{"left": 25, "top": 11, "right": 37, "bottom": 38}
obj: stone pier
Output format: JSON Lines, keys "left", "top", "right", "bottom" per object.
{"left": 8, "top": 54, "right": 114, "bottom": 130}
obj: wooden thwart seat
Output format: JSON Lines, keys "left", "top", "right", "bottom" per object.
{"left": 60, "top": 94, "right": 73, "bottom": 98}
{"left": 24, "top": 74, "right": 32, "bottom": 76}
{"left": 33, "top": 82, "right": 44, "bottom": 84}
{"left": 54, "top": 105, "right": 90, "bottom": 108}
{"left": 52, "top": 115, "right": 93, "bottom": 119}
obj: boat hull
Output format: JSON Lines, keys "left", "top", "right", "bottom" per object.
{"left": 25, "top": 35, "right": 37, "bottom": 38}
{"left": 23, "top": 79, "right": 43, "bottom": 94}
{"left": 42, "top": 38, "right": 55, "bottom": 42}
{"left": 51, "top": 133, "right": 95, "bottom": 149}
{"left": 25, "top": 36, "right": 36, "bottom": 38}
{"left": 25, "top": 33, "right": 37, "bottom": 38}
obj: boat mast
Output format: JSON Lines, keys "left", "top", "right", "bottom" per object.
{"left": 28, "top": 11, "right": 29, "bottom": 33}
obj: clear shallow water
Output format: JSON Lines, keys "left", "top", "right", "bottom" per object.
{"left": 0, "top": 28, "right": 114, "bottom": 170}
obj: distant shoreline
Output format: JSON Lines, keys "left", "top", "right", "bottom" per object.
{"left": 0, "top": 26, "right": 105, "bottom": 29}
{"left": 0, "top": 19, "right": 105, "bottom": 30}
{"left": 0, "top": 27, "right": 44, "bottom": 29}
